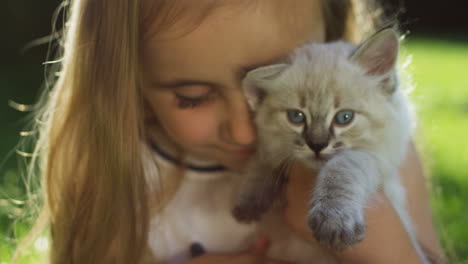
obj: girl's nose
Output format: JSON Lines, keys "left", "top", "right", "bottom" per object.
{"left": 223, "top": 97, "right": 256, "bottom": 146}
{"left": 228, "top": 113, "right": 256, "bottom": 146}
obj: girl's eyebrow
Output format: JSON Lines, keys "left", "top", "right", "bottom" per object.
{"left": 152, "top": 56, "right": 290, "bottom": 89}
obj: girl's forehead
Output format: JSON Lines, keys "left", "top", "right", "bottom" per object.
{"left": 141, "top": 0, "right": 324, "bottom": 41}
{"left": 142, "top": 0, "right": 325, "bottom": 84}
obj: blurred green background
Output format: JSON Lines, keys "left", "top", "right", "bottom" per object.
{"left": 1, "top": 0, "right": 468, "bottom": 263}
{"left": 405, "top": 36, "right": 468, "bottom": 263}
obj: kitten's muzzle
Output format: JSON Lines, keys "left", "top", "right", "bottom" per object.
{"left": 307, "top": 142, "right": 328, "bottom": 156}
{"left": 308, "top": 142, "right": 328, "bottom": 156}
{"left": 304, "top": 125, "right": 330, "bottom": 156}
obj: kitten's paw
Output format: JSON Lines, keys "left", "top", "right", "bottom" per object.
{"left": 232, "top": 196, "right": 273, "bottom": 223}
{"left": 307, "top": 198, "right": 365, "bottom": 251}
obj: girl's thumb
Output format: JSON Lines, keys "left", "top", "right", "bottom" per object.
{"left": 249, "top": 235, "right": 271, "bottom": 255}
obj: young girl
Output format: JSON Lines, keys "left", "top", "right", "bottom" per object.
{"left": 14, "top": 0, "right": 444, "bottom": 263}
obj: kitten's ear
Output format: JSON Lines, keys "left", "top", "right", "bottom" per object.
{"left": 242, "top": 64, "right": 289, "bottom": 110}
{"left": 350, "top": 28, "right": 399, "bottom": 77}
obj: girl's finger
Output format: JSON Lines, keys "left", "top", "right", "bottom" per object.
{"left": 248, "top": 235, "right": 270, "bottom": 255}
{"left": 249, "top": 236, "right": 299, "bottom": 264}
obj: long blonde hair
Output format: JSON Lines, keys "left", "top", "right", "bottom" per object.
{"left": 13, "top": 0, "right": 391, "bottom": 263}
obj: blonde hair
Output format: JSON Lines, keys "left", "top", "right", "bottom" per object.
{"left": 12, "top": 0, "right": 392, "bottom": 263}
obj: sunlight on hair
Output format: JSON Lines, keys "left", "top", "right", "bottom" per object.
{"left": 34, "top": 236, "right": 49, "bottom": 252}
{"left": 20, "top": 131, "right": 36, "bottom": 137}
{"left": 42, "top": 58, "right": 63, "bottom": 65}
{"left": 10, "top": 199, "right": 26, "bottom": 206}
{"left": 16, "top": 149, "right": 33, "bottom": 158}
{"left": 8, "top": 100, "right": 34, "bottom": 112}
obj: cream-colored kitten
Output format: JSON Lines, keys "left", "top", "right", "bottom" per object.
{"left": 232, "top": 29, "right": 427, "bottom": 261}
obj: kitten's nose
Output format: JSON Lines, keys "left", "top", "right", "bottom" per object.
{"left": 308, "top": 142, "right": 328, "bottom": 155}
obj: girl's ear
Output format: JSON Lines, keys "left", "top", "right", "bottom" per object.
{"left": 242, "top": 64, "right": 289, "bottom": 110}
{"left": 350, "top": 28, "right": 399, "bottom": 76}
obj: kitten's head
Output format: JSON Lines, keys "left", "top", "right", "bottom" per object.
{"left": 243, "top": 29, "right": 402, "bottom": 168}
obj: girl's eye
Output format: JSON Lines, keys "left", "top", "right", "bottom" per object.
{"left": 286, "top": 109, "right": 306, "bottom": 124}
{"left": 175, "top": 93, "right": 211, "bottom": 109}
{"left": 334, "top": 110, "right": 354, "bottom": 125}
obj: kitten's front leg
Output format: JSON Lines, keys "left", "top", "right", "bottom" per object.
{"left": 232, "top": 160, "right": 290, "bottom": 223}
{"left": 308, "top": 150, "right": 381, "bottom": 251}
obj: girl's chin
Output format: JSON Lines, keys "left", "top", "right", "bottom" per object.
{"left": 223, "top": 162, "right": 247, "bottom": 172}
{"left": 186, "top": 147, "right": 255, "bottom": 171}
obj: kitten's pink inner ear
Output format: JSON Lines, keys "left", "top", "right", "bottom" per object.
{"left": 242, "top": 63, "right": 289, "bottom": 110}
{"left": 243, "top": 82, "right": 261, "bottom": 110}
{"left": 351, "top": 29, "right": 399, "bottom": 76}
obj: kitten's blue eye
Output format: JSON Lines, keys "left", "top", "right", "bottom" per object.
{"left": 287, "top": 109, "right": 306, "bottom": 124}
{"left": 334, "top": 110, "right": 354, "bottom": 125}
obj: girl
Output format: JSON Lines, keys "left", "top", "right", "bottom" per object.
{"left": 14, "top": 0, "right": 444, "bottom": 263}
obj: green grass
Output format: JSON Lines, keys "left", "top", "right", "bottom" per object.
{"left": 1, "top": 35, "right": 468, "bottom": 263}
{"left": 402, "top": 36, "right": 468, "bottom": 262}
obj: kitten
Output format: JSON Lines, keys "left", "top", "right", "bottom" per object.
{"left": 232, "top": 29, "right": 427, "bottom": 260}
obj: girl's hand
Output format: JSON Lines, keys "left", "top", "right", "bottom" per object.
{"left": 283, "top": 143, "right": 443, "bottom": 263}
{"left": 184, "top": 236, "right": 297, "bottom": 264}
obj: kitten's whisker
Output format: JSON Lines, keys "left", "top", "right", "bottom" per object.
{"left": 272, "top": 157, "right": 294, "bottom": 190}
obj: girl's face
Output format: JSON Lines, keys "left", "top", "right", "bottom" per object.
{"left": 143, "top": 0, "right": 325, "bottom": 170}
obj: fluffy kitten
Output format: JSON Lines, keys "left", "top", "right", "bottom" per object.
{"left": 232, "top": 29, "right": 426, "bottom": 260}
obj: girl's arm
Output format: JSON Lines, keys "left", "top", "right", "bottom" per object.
{"left": 284, "top": 142, "right": 445, "bottom": 264}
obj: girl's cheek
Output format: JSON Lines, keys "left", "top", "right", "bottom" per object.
{"left": 166, "top": 110, "right": 219, "bottom": 146}
{"left": 146, "top": 90, "right": 222, "bottom": 147}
